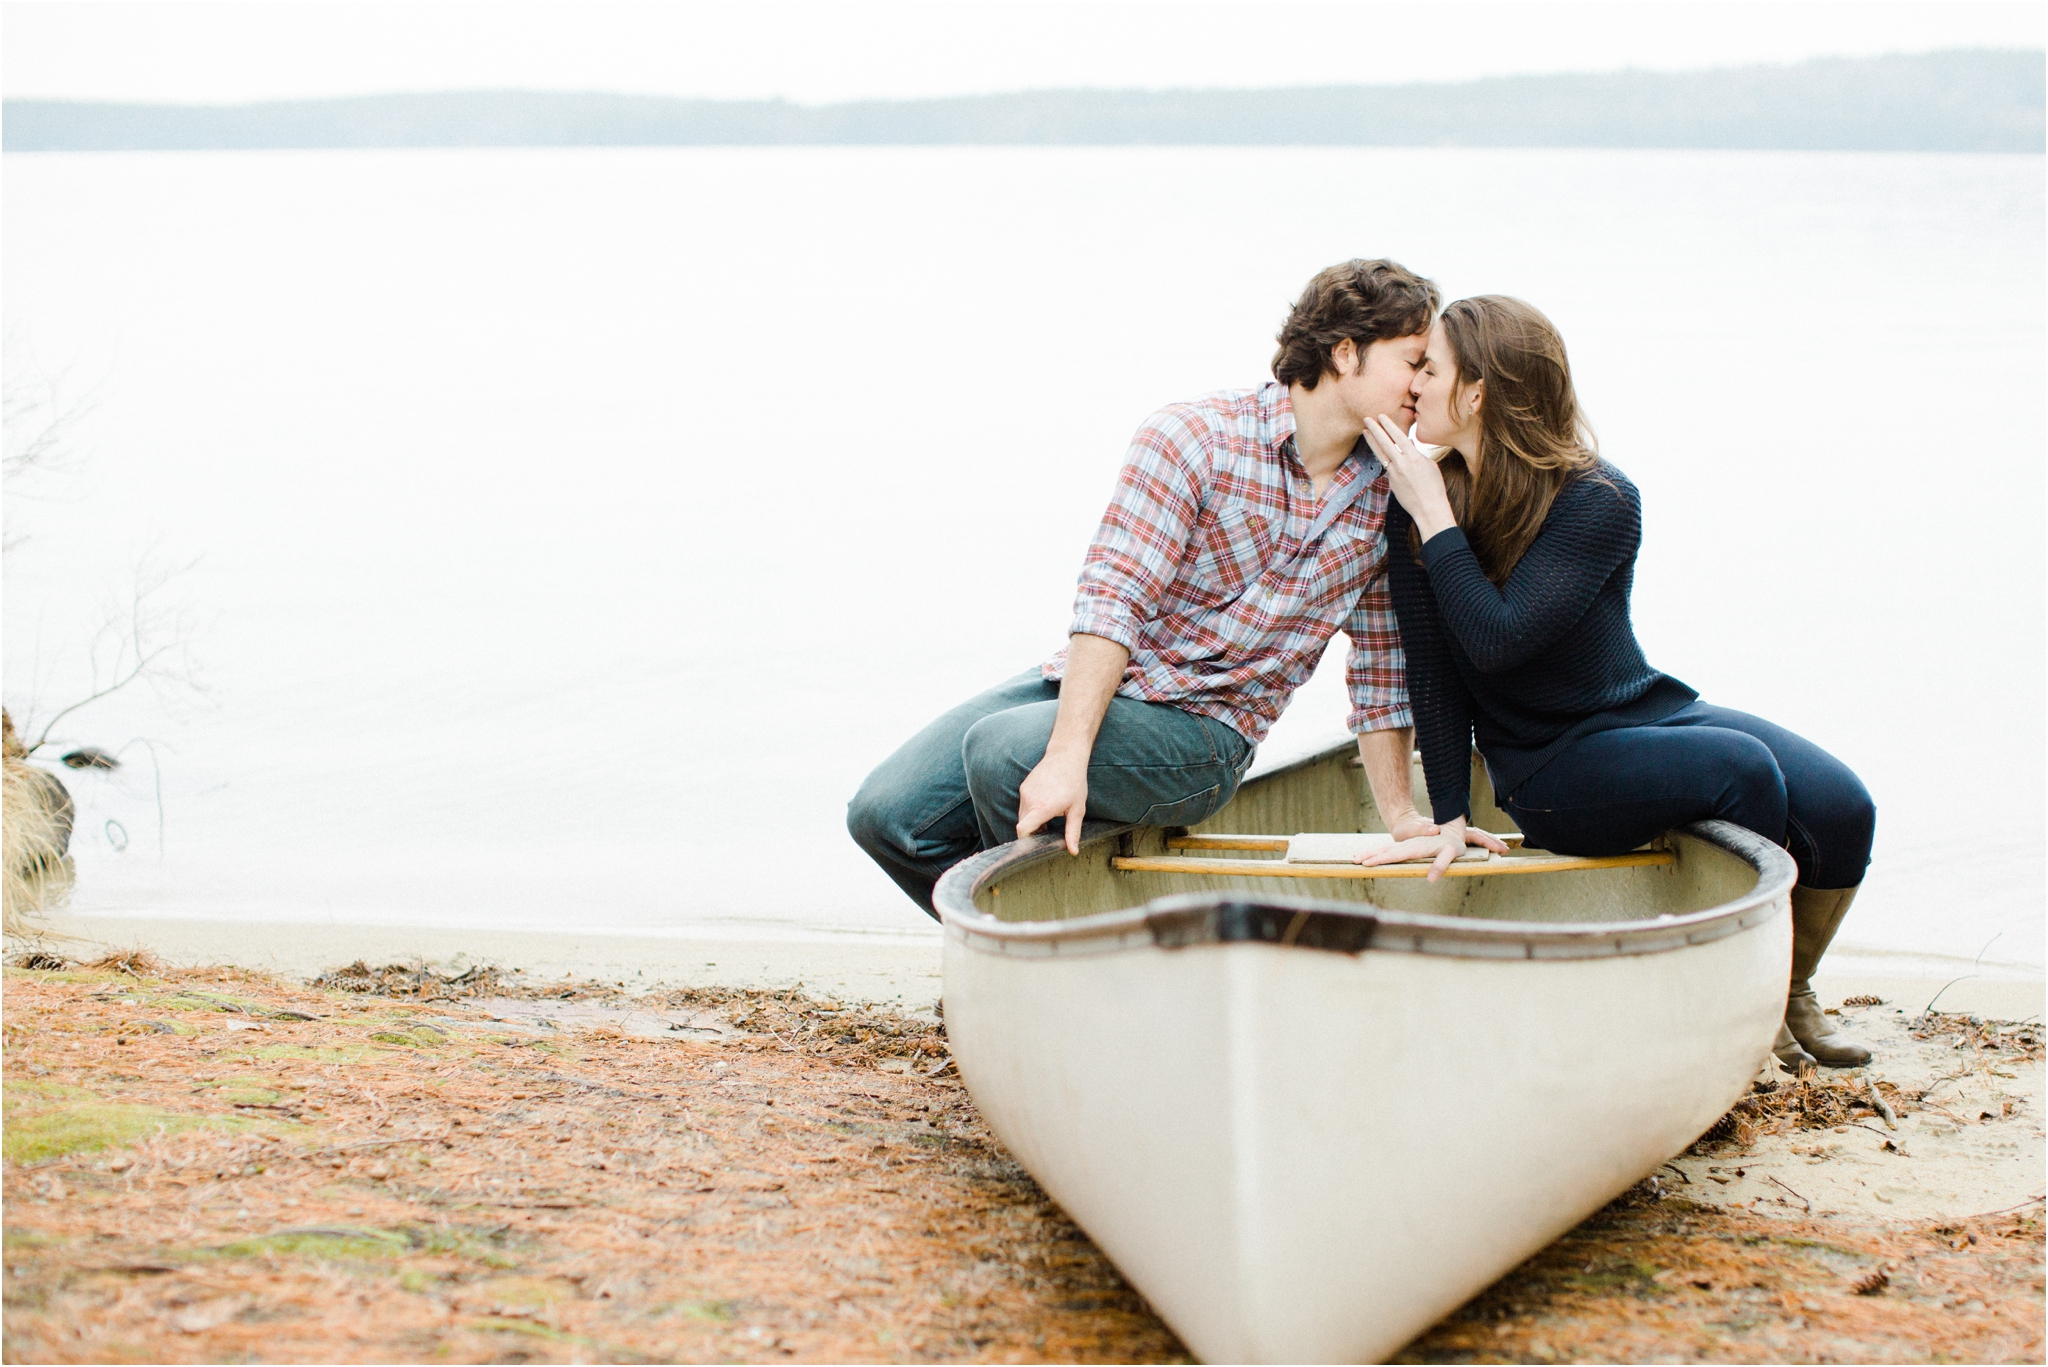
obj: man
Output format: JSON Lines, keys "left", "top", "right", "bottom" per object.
{"left": 848, "top": 258, "right": 1494, "bottom": 917}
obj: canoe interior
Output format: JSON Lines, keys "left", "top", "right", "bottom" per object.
{"left": 975, "top": 747, "right": 1762, "bottom": 925}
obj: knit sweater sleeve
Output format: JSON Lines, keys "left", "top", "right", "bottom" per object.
{"left": 1418, "top": 475, "right": 1641, "bottom": 675}
{"left": 1385, "top": 500, "right": 1478, "bottom": 824}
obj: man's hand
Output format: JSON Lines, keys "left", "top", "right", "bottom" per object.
{"left": 1359, "top": 816, "right": 1512, "bottom": 882}
{"left": 1016, "top": 633, "right": 1129, "bottom": 854}
{"left": 1385, "top": 809, "right": 1442, "bottom": 842}
{"left": 1016, "top": 752, "right": 1090, "bottom": 855}
{"left": 1356, "top": 727, "right": 1433, "bottom": 839}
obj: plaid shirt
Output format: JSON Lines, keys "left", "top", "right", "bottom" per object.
{"left": 1043, "top": 382, "right": 1410, "bottom": 744}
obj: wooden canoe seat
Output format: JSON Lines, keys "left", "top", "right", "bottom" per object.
{"left": 1287, "top": 832, "right": 1514, "bottom": 864}
{"left": 1121, "top": 831, "right": 1672, "bottom": 881}
{"left": 1167, "top": 831, "right": 1529, "bottom": 854}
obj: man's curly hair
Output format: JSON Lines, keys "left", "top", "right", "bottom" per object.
{"left": 1272, "top": 259, "right": 1441, "bottom": 390}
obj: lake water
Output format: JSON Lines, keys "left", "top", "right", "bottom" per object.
{"left": 4, "top": 146, "right": 2042, "bottom": 976}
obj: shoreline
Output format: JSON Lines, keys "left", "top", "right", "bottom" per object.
{"left": 20, "top": 914, "right": 950, "bottom": 1015}
{"left": 21, "top": 913, "right": 2045, "bottom": 1021}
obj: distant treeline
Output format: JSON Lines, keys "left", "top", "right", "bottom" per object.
{"left": 6, "top": 50, "right": 2042, "bottom": 153}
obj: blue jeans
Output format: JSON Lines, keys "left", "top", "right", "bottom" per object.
{"left": 847, "top": 669, "right": 1254, "bottom": 917}
{"left": 1497, "top": 701, "right": 1875, "bottom": 890}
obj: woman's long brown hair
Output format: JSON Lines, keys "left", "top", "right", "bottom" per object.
{"left": 1415, "top": 296, "right": 1601, "bottom": 584}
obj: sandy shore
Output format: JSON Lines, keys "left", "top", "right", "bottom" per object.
{"left": 1668, "top": 990, "right": 2043, "bottom": 1225}
{"left": 40, "top": 915, "right": 948, "bottom": 1015}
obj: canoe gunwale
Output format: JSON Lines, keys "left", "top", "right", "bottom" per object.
{"left": 934, "top": 818, "right": 1794, "bottom": 962}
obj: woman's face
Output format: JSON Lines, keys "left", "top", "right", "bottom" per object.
{"left": 1409, "top": 322, "right": 1479, "bottom": 448}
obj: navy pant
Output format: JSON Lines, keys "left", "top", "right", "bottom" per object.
{"left": 1497, "top": 701, "right": 1874, "bottom": 890}
{"left": 848, "top": 669, "right": 1254, "bottom": 918}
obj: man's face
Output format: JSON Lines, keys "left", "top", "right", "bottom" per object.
{"left": 1331, "top": 333, "right": 1429, "bottom": 432}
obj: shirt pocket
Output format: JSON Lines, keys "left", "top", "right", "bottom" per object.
{"left": 1307, "top": 522, "right": 1381, "bottom": 610}
{"left": 1176, "top": 506, "right": 1273, "bottom": 606}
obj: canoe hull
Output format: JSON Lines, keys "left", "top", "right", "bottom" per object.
{"left": 937, "top": 746, "right": 1796, "bottom": 1366}
{"left": 944, "top": 901, "right": 1786, "bottom": 1362}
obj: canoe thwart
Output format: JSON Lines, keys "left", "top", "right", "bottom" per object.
{"left": 1165, "top": 833, "right": 1291, "bottom": 852}
{"left": 1168, "top": 830, "right": 1527, "bottom": 857}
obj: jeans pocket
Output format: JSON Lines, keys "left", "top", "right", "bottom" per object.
{"left": 1233, "top": 745, "right": 1255, "bottom": 781}
{"left": 1140, "top": 784, "right": 1223, "bottom": 828}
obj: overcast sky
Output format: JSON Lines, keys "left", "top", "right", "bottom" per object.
{"left": 3, "top": 0, "right": 2042, "bottom": 105}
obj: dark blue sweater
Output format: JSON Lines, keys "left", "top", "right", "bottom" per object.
{"left": 1384, "top": 460, "right": 1696, "bottom": 823}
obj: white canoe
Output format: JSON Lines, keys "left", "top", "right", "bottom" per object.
{"left": 932, "top": 740, "right": 1795, "bottom": 1364}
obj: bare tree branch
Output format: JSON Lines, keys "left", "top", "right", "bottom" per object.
{"left": 14, "top": 552, "right": 208, "bottom": 764}
{"left": 2, "top": 350, "right": 102, "bottom": 553}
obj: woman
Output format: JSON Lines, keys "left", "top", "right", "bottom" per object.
{"left": 1359, "top": 296, "right": 1876, "bottom": 1072}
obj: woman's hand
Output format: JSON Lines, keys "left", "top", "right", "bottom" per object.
{"left": 1356, "top": 816, "right": 1512, "bottom": 883}
{"left": 1362, "top": 413, "right": 1458, "bottom": 540}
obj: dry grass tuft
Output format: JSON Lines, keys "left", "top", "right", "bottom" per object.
{"left": 2, "top": 710, "right": 75, "bottom": 937}
{"left": 314, "top": 965, "right": 949, "bottom": 1068}
{"left": 1912, "top": 1011, "right": 2044, "bottom": 1063}
{"left": 1689, "top": 1074, "right": 1914, "bottom": 1153}
{"left": 85, "top": 947, "right": 164, "bottom": 978}
{"left": 311, "top": 960, "right": 520, "bottom": 1000}
{"left": 647, "top": 985, "right": 946, "bottom": 1064}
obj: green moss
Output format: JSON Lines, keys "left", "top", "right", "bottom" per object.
{"left": 6, "top": 1080, "right": 99, "bottom": 1107}
{"left": 651, "top": 1303, "right": 741, "bottom": 1319}
{"left": 468, "top": 1317, "right": 579, "bottom": 1344}
{"left": 163, "top": 991, "right": 269, "bottom": 1015}
{"left": 215, "top": 1228, "right": 413, "bottom": 1261}
{"left": 241, "top": 1044, "right": 368, "bottom": 1064}
{"left": 191, "top": 1075, "right": 289, "bottom": 1107}
{"left": 1561, "top": 1260, "right": 1662, "bottom": 1293}
{"left": 5, "top": 1098, "right": 205, "bottom": 1163}
{"left": 406, "top": 1226, "right": 520, "bottom": 1268}
{"left": 474, "top": 1276, "right": 575, "bottom": 1310}
{"left": 1, "top": 1080, "right": 291, "bottom": 1163}
{"left": 4, "top": 968, "right": 140, "bottom": 987}
{"left": 367, "top": 1024, "right": 449, "bottom": 1049}
{"left": 1767, "top": 1236, "right": 1858, "bottom": 1255}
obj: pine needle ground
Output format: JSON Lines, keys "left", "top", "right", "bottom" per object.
{"left": 3, "top": 960, "right": 2041, "bottom": 1363}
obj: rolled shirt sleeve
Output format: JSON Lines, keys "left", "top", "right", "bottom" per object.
{"left": 1344, "top": 564, "right": 1412, "bottom": 733}
{"left": 1067, "top": 406, "right": 1211, "bottom": 651}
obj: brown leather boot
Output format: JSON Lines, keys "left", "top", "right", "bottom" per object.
{"left": 1773, "top": 1022, "right": 1817, "bottom": 1075}
{"left": 1783, "top": 884, "right": 1872, "bottom": 1067}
